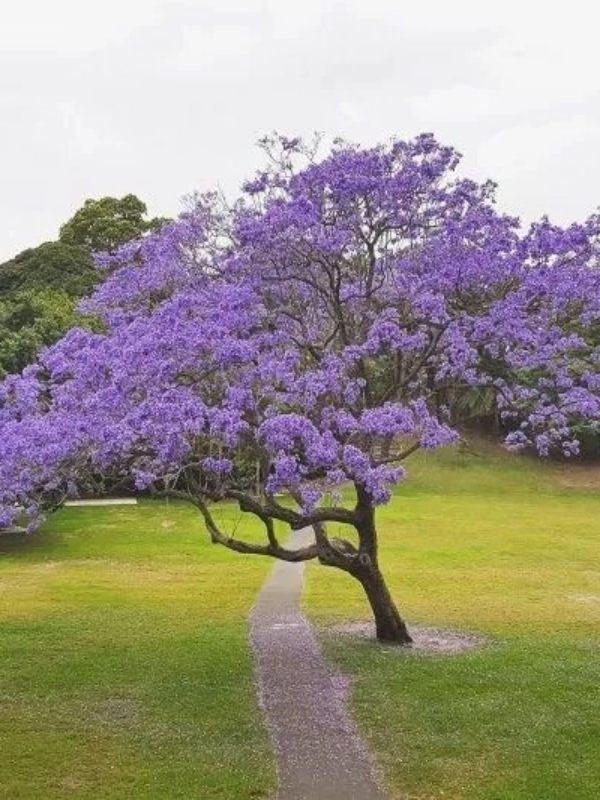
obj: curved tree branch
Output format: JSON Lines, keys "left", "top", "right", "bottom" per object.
{"left": 154, "top": 487, "right": 319, "bottom": 563}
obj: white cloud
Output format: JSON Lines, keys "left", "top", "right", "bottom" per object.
{"left": 58, "top": 102, "right": 122, "bottom": 156}
{"left": 173, "top": 23, "right": 258, "bottom": 69}
{"left": 0, "top": 0, "right": 165, "bottom": 54}
{"left": 0, "top": 0, "right": 599, "bottom": 259}
{"left": 338, "top": 100, "right": 363, "bottom": 123}
{"left": 478, "top": 116, "right": 596, "bottom": 176}
{"left": 476, "top": 116, "right": 600, "bottom": 223}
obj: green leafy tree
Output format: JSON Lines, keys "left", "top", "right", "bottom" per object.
{"left": 0, "top": 194, "right": 163, "bottom": 377}
{"left": 0, "top": 289, "right": 78, "bottom": 378}
{"left": 59, "top": 194, "right": 166, "bottom": 253}
{"left": 0, "top": 241, "right": 95, "bottom": 297}
{"left": 0, "top": 241, "right": 98, "bottom": 377}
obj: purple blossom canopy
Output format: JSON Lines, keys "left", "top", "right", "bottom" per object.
{"left": 1, "top": 134, "right": 600, "bottom": 531}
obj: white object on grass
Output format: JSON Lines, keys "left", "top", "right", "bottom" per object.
{"left": 64, "top": 498, "right": 138, "bottom": 507}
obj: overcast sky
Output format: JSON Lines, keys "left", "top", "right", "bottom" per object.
{"left": 2, "top": 0, "right": 599, "bottom": 260}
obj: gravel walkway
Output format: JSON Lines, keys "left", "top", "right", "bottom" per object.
{"left": 250, "top": 528, "right": 386, "bottom": 800}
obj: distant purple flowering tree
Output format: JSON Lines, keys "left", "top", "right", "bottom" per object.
{"left": 1, "top": 134, "right": 599, "bottom": 644}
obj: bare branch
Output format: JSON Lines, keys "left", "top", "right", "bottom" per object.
{"left": 374, "top": 440, "right": 421, "bottom": 464}
{"left": 227, "top": 489, "right": 358, "bottom": 529}
{"left": 153, "top": 486, "right": 319, "bottom": 563}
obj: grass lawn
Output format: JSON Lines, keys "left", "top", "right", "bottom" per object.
{"left": 305, "top": 444, "right": 600, "bottom": 800}
{"left": 1, "top": 444, "right": 598, "bottom": 799}
{"left": 0, "top": 500, "right": 275, "bottom": 799}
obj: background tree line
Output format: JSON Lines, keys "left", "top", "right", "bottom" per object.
{"left": 0, "top": 195, "right": 165, "bottom": 378}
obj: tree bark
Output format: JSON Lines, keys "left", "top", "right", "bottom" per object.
{"left": 352, "top": 485, "right": 413, "bottom": 645}
{"left": 355, "top": 561, "right": 413, "bottom": 645}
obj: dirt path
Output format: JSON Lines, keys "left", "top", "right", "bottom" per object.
{"left": 250, "top": 529, "right": 386, "bottom": 800}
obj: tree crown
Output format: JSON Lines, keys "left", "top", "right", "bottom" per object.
{"left": 1, "top": 135, "right": 599, "bottom": 531}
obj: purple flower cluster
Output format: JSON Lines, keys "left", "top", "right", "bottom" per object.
{"left": 1, "top": 134, "right": 599, "bottom": 529}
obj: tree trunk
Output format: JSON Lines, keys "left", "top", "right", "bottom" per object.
{"left": 316, "top": 486, "right": 412, "bottom": 646}
{"left": 356, "top": 562, "right": 413, "bottom": 645}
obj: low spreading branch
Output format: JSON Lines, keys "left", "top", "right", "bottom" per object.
{"left": 154, "top": 487, "right": 319, "bottom": 562}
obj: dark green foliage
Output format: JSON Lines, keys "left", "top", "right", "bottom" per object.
{"left": 0, "top": 290, "right": 78, "bottom": 378}
{"left": 0, "top": 241, "right": 95, "bottom": 297}
{"left": 573, "top": 422, "right": 600, "bottom": 459}
{"left": 0, "top": 194, "right": 163, "bottom": 377}
{"left": 0, "top": 241, "right": 95, "bottom": 378}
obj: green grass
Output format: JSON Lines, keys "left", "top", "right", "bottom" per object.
{"left": 304, "top": 444, "right": 600, "bottom": 799}
{"left": 0, "top": 500, "right": 276, "bottom": 799}
{"left": 1, "top": 445, "right": 599, "bottom": 799}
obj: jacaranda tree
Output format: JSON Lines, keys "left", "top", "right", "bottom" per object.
{"left": 1, "top": 134, "right": 599, "bottom": 643}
